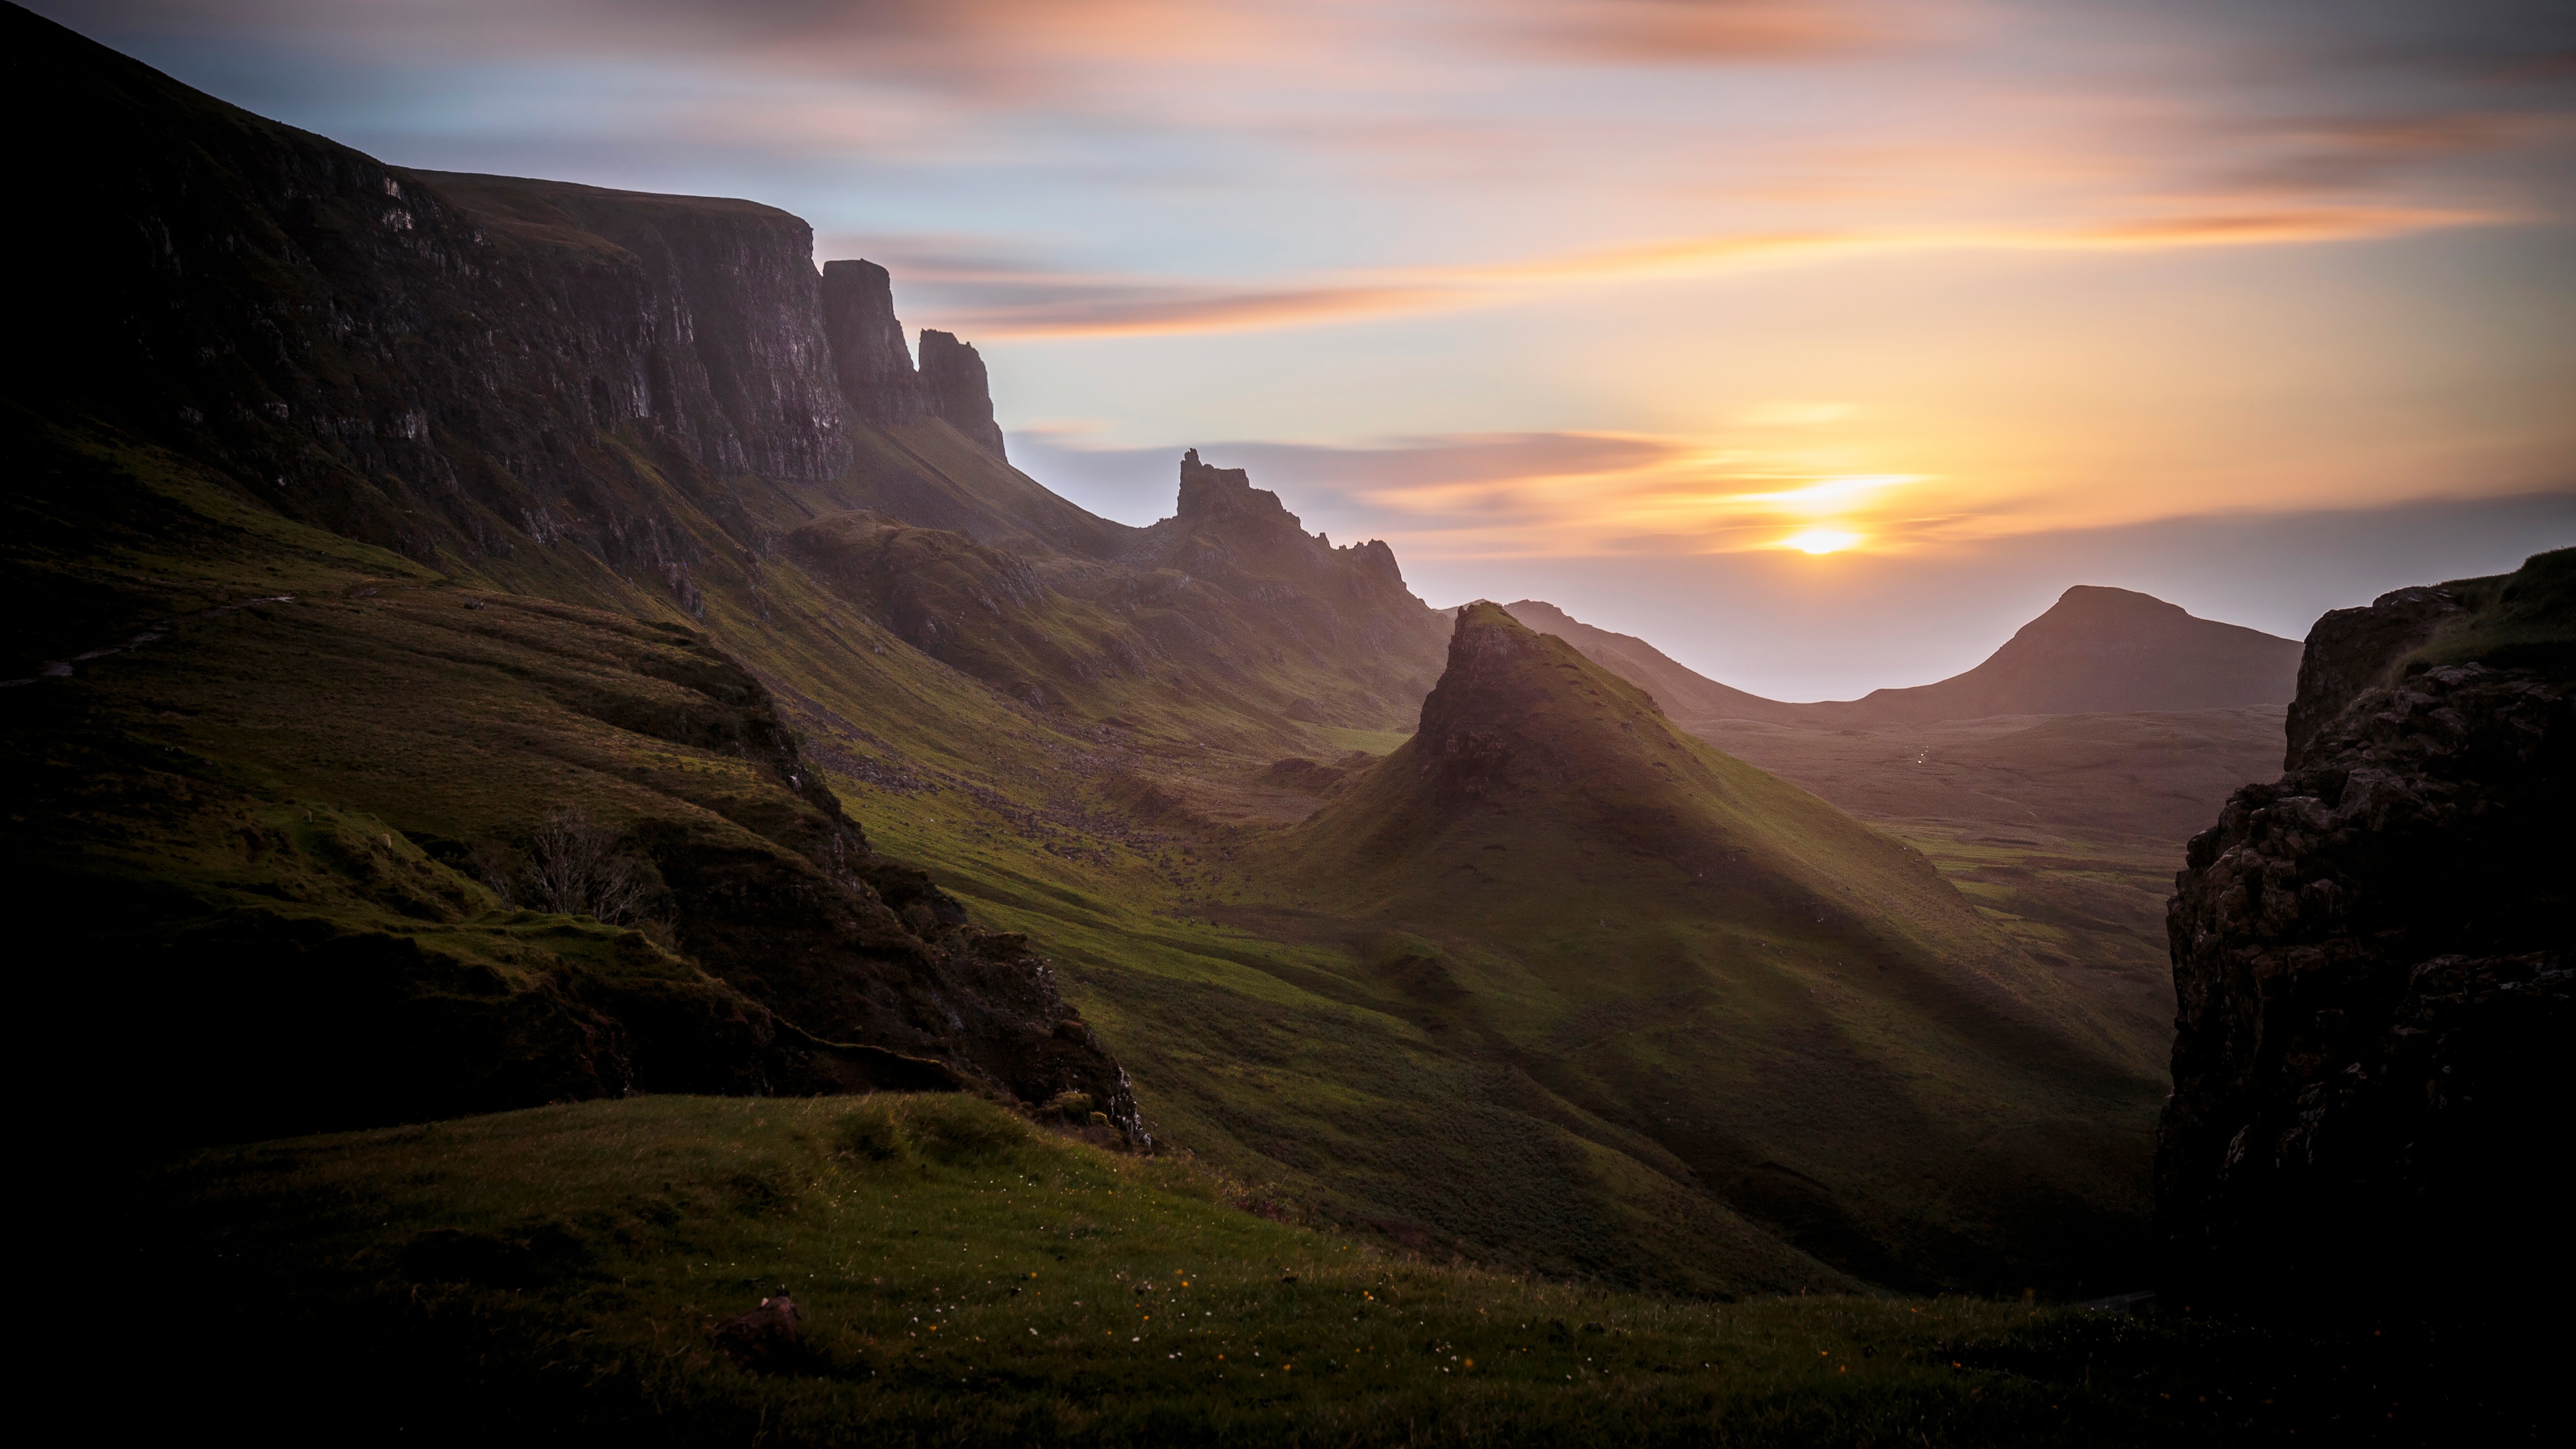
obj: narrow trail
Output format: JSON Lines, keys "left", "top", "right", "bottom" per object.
{"left": 1, "top": 595, "right": 296, "bottom": 688}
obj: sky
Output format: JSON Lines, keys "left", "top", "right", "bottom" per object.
{"left": 45, "top": 0, "right": 2576, "bottom": 698}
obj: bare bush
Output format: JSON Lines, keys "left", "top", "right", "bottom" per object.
{"left": 527, "top": 807, "right": 654, "bottom": 924}
{"left": 473, "top": 808, "right": 656, "bottom": 923}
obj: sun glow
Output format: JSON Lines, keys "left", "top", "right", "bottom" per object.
{"left": 1781, "top": 529, "right": 1860, "bottom": 554}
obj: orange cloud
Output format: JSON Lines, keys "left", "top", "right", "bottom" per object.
{"left": 1483, "top": 0, "right": 1915, "bottom": 64}
{"left": 933, "top": 203, "right": 2503, "bottom": 339}
{"left": 937, "top": 282, "right": 1459, "bottom": 338}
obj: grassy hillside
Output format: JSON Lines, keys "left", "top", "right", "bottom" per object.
{"left": 1, "top": 411, "right": 1144, "bottom": 1141}
{"left": 11, "top": 4, "right": 2196, "bottom": 1332}
{"left": 119, "top": 1091, "right": 2480, "bottom": 1447}
{"left": 1695, "top": 707, "right": 2290, "bottom": 1042}
{"left": 1244, "top": 605, "right": 2168, "bottom": 1293}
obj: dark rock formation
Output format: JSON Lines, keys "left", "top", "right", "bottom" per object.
{"left": 6, "top": 7, "right": 1145, "bottom": 1139}
{"left": 16, "top": 0, "right": 861, "bottom": 566}
{"left": 820, "top": 259, "right": 929, "bottom": 425}
{"left": 1093, "top": 450, "right": 1449, "bottom": 724}
{"left": 2157, "top": 549, "right": 2574, "bottom": 1306}
{"left": 419, "top": 172, "right": 852, "bottom": 485}
{"left": 815, "top": 266, "right": 1007, "bottom": 455}
{"left": 711, "top": 1291, "right": 805, "bottom": 1370}
{"left": 918, "top": 329, "right": 1008, "bottom": 459}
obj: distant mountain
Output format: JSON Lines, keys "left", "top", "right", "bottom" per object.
{"left": 788, "top": 450, "right": 1448, "bottom": 729}
{"left": 1510, "top": 587, "right": 2302, "bottom": 724}
{"left": 1843, "top": 586, "right": 2303, "bottom": 722}
{"left": 1501, "top": 600, "right": 1797, "bottom": 721}
{"left": 1263, "top": 603, "right": 2165, "bottom": 1291}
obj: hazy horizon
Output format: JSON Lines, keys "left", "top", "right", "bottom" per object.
{"left": 45, "top": 0, "right": 2573, "bottom": 696}
{"left": 1018, "top": 436, "right": 2569, "bottom": 697}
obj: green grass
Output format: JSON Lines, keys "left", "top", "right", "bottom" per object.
{"left": 1313, "top": 724, "right": 1415, "bottom": 756}
{"left": 1233, "top": 606, "right": 2167, "bottom": 1295}
{"left": 5, "top": 405, "right": 2149, "bottom": 1308}
{"left": 125, "top": 1092, "right": 2457, "bottom": 1446}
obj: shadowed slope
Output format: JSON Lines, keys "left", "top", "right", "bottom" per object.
{"left": 1848, "top": 587, "right": 2302, "bottom": 722}
{"left": 1260, "top": 604, "right": 2168, "bottom": 1291}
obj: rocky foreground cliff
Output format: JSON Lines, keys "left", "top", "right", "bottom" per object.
{"left": 2157, "top": 547, "right": 2573, "bottom": 1305}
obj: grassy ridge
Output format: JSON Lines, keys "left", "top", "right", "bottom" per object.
{"left": 4, "top": 403, "right": 2152, "bottom": 1297}
{"left": 1246, "top": 605, "right": 2167, "bottom": 1293}
{"left": 125, "top": 1092, "right": 2430, "bottom": 1447}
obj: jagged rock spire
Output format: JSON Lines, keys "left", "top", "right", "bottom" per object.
{"left": 819, "top": 260, "right": 928, "bottom": 426}
{"left": 818, "top": 260, "right": 1008, "bottom": 460}
{"left": 919, "top": 329, "right": 1006, "bottom": 460}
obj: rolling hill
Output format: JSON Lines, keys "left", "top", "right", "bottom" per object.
{"left": 1252, "top": 604, "right": 2169, "bottom": 1290}
{"left": 10, "top": 0, "right": 2167, "bottom": 1307}
{"left": 1505, "top": 595, "right": 2299, "bottom": 1038}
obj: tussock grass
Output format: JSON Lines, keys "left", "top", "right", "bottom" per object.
{"left": 129, "top": 1093, "right": 2360, "bottom": 1446}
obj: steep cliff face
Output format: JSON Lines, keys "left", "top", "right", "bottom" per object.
{"left": 819, "top": 259, "right": 930, "bottom": 426}
{"left": 2157, "top": 549, "right": 2574, "bottom": 1305}
{"left": 418, "top": 172, "right": 851, "bottom": 485}
{"left": 6, "top": 5, "right": 1141, "bottom": 1139}
{"left": 15, "top": 5, "right": 869, "bottom": 574}
{"left": 918, "top": 329, "right": 1008, "bottom": 459}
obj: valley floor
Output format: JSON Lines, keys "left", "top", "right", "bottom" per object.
{"left": 117, "top": 1093, "right": 2535, "bottom": 1447}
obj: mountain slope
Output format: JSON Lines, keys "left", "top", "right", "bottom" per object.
{"left": 1509, "top": 588, "right": 2301, "bottom": 724}
{"left": 11, "top": 5, "right": 2166, "bottom": 1301}
{"left": 0, "top": 417, "right": 1137, "bottom": 1144}
{"left": 1847, "top": 586, "right": 2302, "bottom": 722}
{"left": 1253, "top": 604, "right": 2168, "bottom": 1291}
{"left": 1503, "top": 599, "right": 1798, "bottom": 722}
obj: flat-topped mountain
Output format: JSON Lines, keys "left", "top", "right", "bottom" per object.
{"left": 1509, "top": 587, "right": 2302, "bottom": 725}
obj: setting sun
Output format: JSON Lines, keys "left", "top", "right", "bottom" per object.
{"left": 1782, "top": 529, "right": 1860, "bottom": 555}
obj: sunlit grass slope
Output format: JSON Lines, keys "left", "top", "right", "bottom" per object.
{"left": 124, "top": 1092, "right": 2418, "bottom": 1447}
{"left": 1248, "top": 604, "right": 2168, "bottom": 1293}
{"left": 3, "top": 402, "right": 2147, "bottom": 1300}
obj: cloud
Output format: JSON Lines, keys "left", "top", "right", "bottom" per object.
{"left": 1478, "top": 0, "right": 1917, "bottom": 64}
{"left": 865, "top": 202, "right": 2504, "bottom": 340}
{"left": 1013, "top": 429, "right": 1947, "bottom": 556}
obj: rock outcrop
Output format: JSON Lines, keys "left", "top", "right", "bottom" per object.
{"left": 15, "top": 3, "right": 1060, "bottom": 574}
{"left": 2157, "top": 549, "right": 2573, "bottom": 1306}
{"left": 820, "top": 259, "right": 930, "bottom": 426}
{"left": 7, "top": 5, "right": 1141, "bottom": 1140}
{"left": 918, "top": 329, "right": 1008, "bottom": 460}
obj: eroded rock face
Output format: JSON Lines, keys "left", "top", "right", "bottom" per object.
{"left": 918, "top": 329, "right": 1008, "bottom": 460}
{"left": 2157, "top": 561, "right": 2573, "bottom": 1305}
{"left": 820, "top": 260, "right": 930, "bottom": 427}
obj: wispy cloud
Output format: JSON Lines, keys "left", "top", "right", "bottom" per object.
{"left": 863, "top": 202, "right": 2505, "bottom": 339}
{"left": 1477, "top": 0, "right": 1923, "bottom": 64}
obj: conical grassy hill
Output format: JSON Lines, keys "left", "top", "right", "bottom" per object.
{"left": 1256, "top": 604, "right": 2167, "bottom": 1291}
